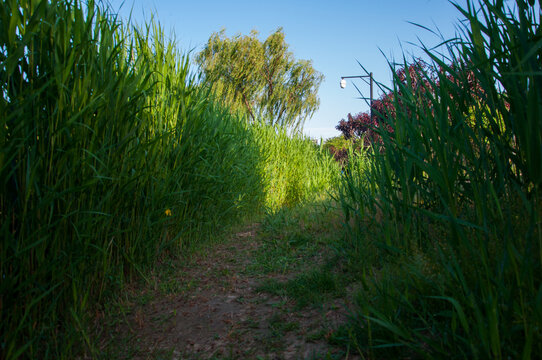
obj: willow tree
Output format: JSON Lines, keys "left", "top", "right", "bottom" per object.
{"left": 196, "top": 28, "right": 324, "bottom": 133}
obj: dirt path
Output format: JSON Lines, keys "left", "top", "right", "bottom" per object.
{"left": 101, "top": 219, "right": 359, "bottom": 359}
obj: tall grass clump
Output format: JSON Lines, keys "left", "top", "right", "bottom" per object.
{"left": 0, "top": 0, "right": 338, "bottom": 357}
{"left": 0, "top": 1, "right": 320, "bottom": 358}
{"left": 252, "top": 124, "right": 339, "bottom": 212}
{"left": 337, "top": 0, "right": 541, "bottom": 358}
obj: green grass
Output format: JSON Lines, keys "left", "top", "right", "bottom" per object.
{"left": 0, "top": 1, "right": 338, "bottom": 358}
{"left": 251, "top": 200, "right": 357, "bottom": 310}
{"left": 257, "top": 268, "right": 345, "bottom": 308}
{"left": 11, "top": 0, "right": 540, "bottom": 358}
{"left": 248, "top": 200, "right": 343, "bottom": 274}
{"left": 335, "top": 0, "right": 542, "bottom": 358}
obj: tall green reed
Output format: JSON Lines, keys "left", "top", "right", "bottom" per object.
{"left": 337, "top": 0, "right": 541, "bottom": 358}
{"left": 0, "top": 1, "right": 338, "bottom": 358}
{"left": 251, "top": 124, "right": 339, "bottom": 212}
{"left": 1, "top": 1, "right": 152, "bottom": 356}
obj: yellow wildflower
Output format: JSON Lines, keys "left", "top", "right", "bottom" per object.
{"left": 165, "top": 209, "right": 172, "bottom": 216}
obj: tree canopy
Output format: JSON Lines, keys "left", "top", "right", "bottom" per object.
{"left": 196, "top": 28, "right": 324, "bottom": 133}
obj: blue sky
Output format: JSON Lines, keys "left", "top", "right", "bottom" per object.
{"left": 105, "top": 0, "right": 468, "bottom": 140}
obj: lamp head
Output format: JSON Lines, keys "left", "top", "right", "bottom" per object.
{"left": 340, "top": 78, "right": 346, "bottom": 89}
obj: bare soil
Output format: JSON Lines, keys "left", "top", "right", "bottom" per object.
{"left": 100, "top": 223, "right": 359, "bottom": 359}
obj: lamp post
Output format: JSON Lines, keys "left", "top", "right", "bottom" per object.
{"left": 340, "top": 72, "right": 374, "bottom": 120}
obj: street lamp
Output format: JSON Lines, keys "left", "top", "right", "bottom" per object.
{"left": 340, "top": 72, "right": 374, "bottom": 119}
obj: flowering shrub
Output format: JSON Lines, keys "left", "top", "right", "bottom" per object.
{"left": 336, "top": 60, "right": 489, "bottom": 149}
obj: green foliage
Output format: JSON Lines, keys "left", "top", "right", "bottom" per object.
{"left": 254, "top": 125, "right": 339, "bottom": 211}
{"left": 336, "top": 0, "right": 542, "bottom": 358}
{"left": 0, "top": 1, "right": 337, "bottom": 358}
{"left": 195, "top": 28, "right": 324, "bottom": 133}
{"left": 322, "top": 136, "right": 351, "bottom": 154}
{"left": 322, "top": 135, "right": 362, "bottom": 166}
